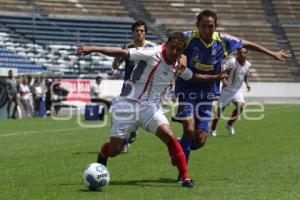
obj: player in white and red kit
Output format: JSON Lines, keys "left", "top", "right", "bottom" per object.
{"left": 77, "top": 32, "right": 226, "bottom": 188}
{"left": 211, "top": 47, "right": 251, "bottom": 136}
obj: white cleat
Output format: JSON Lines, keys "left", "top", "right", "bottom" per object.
{"left": 122, "top": 143, "right": 130, "bottom": 153}
{"left": 225, "top": 124, "right": 235, "bottom": 135}
{"left": 211, "top": 130, "right": 217, "bottom": 137}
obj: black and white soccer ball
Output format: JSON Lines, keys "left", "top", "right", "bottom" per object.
{"left": 82, "top": 163, "right": 110, "bottom": 190}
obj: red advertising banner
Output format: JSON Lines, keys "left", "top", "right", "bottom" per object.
{"left": 60, "top": 79, "right": 91, "bottom": 102}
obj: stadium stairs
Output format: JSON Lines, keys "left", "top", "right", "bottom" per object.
{"left": 260, "top": 0, "right": 300, "bottom": 81}
{"left": 120, "top": 0, "right": 168, "bottom": 41}
{"left": 0, "top": 31, "right": 47, "bottom": 75}
{"left": 272, "top": 0, "right": 300, "bottom": 81}
{"left": 0, "top": 0, "right": 299, "bottom": 82}
{"left": 139, "top": 0, "right": 297, "bottom": 82}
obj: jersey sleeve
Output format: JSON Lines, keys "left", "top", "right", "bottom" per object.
{"left": 219, "top": 32, "right": 243, "bottom": 54}
{"left": 223, "top": 57, "right": 235, "bottom": 70}
{"left": 182, "top": 31, "right": 192, "bottom": 40}
{"left": 145, "top": 40, "right": 158, "bottom": 47}
{"left": 128, "top": 47, "right": 155, "bottom": 61}
{"left": 180, "top": 67, "right": 193, "bottom": 80}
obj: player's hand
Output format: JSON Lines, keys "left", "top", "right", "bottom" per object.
{"left": 175, "top": 55, "right": 187, "bottom": 76}
{"left": 272, "top": 50, "right": 291, "bottom": 62}
{"left": 175, "top": 63, "right": 186, "bottom": 76}
{"left": 76, "top": 45, "right": 92, "bottom": 57}
{"left": 246, "top": 85, "right": 251, "bottom": 92}
{"left": 112, "top": 60, "right": 120, "bottom": 70}
{"left": 217, "top": 71, "right": 228, "bottom": 79}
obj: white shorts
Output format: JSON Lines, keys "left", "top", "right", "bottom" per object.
{"left": 218, "top": 88, "right": 245, "bottom": 108}
{"left": 110, "top": 100, "right": 169, "bottom": 139}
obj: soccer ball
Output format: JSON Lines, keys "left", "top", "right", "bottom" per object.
{"left": 82, "top": 163, "right": 110, "bottom": 190}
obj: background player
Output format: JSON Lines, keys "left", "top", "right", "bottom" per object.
{"left": 112, "top": 20, "right": 157, "bottom": 148}
{"left": 211, "top": 47, "right": 251, "bottom": 137}
{"left": 173, "top": 10, "right": 291, "bottom": 170}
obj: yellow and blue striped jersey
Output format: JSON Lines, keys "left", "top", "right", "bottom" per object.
{"left": 175, "top": 31, "right": 243, "bottom": 99}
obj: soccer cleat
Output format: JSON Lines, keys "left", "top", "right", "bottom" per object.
{"left": 96, "top": 153, "right": 107, "bottom": 166}
{"left": 225, "top": 124, "right": 235, "bottom": 135}
{"left": 211, "top": 130, "right": 217, "bottom": 137}
{"left": 122, "top": 144, "right": 129, "bottom": 153}
{"left": 181, "top": 179, "right": 195, "bottom": 188}
{"left": 128, "top": 132, "right": 137, "bottom": 144}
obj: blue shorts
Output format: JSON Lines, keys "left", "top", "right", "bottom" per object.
{"left": 175, "top": 94, "right": 213, "bottom": 133}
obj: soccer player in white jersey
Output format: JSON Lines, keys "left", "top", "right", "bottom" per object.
{"left": 211, "top": 47, "right": 251, "bottom": 136}
{"left": 76, "top": 32, "right": 226, "bottom": 188}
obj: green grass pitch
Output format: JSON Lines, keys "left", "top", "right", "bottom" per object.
{"left": 0, "top": 104, "right": 299, "bottom": 200}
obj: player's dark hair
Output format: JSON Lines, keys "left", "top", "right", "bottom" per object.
{"left": 167, "top": 32, "right": 187, "bottom": 47}
{"left": 131, "top": 20, "right": 147, "bottom": 33}
{"left": 237, "top": 47, "right": 248, "bottom": 53}
{"left": 197, "top": 10, "right": 218, "bottom": 24}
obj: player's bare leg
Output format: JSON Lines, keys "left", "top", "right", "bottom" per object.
{"left": 97, "top": 137, "right": 126, "bottom": 166}
{"left": 211, "top": 107, "right": 225, "bottom": 136}
{"left": 191, "top": 129, "right": 208, "bottom": 150}
{"left": 155, "top": 124, "right": 195, "bottom": 188}
{"left": 226, "top": 102, "right": 244, "bottom": 135}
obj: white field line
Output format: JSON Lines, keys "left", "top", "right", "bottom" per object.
{"left": 0, "top": 127, "right": 86, "bottom": 137}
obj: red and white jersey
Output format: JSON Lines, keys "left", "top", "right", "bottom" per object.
{"left": 223, "top": 57, "right": 251, "bottom": 91}
{"left": 121, "top": 43, "right": 193, "bottom": 103}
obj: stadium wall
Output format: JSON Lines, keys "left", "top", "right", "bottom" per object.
{"left": 244, "top": 82, "right": 300, "bottom": 104}
{"left": 59, "top": 81, "right": 300, "bottom": 105}
{"left": 1, "top": 81, "right": 300, "bottom": 120}
{"left": 100, "top": 82, "right": 300, "bottom": 103}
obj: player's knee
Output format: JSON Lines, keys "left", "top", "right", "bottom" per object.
{"left": 192, "top": 132, "right": 208, "bottom": 150}
{"left": 184, "top": 126, "right": 195, "bottom": 137}
{"left": 215, "top": 108, "right": 222, "bottom": 118}
{"left": 240, "top": 103, "right": 245, "bottom": 109}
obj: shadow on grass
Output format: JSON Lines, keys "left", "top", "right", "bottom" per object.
{"left": 78, "top": 188, "right": 105, "bottom": 192}
{"left": 76, "top": 178, "right": 176, "bottom": 193}
{"left": 209, "top": 135, "right": 235, "bottom": 138}
{"left": 73, "top": 151, "right": 98, "bottom": 155}
{"left": 73, "top": 151, "right": 131, "bottom": 156}
{"left": 109, "top": 177, "right": 176, "bottom": 187}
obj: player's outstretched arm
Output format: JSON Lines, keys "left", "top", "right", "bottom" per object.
{"left": 242, "top": 40, "right": 291, "bottom": 62}
{"left": 76, "top": 45, "right": 129, "bottom": 58}
{"left": 190, "top": 71, "right": 227, "bottom": 82}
